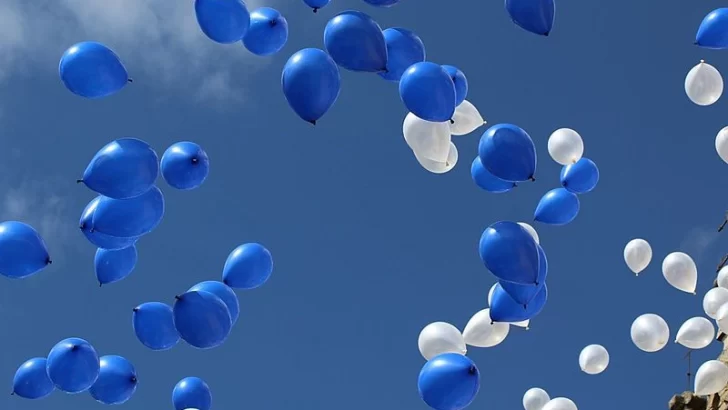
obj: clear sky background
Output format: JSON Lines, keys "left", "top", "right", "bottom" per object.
{"left": 1, "top": 0, "right": 727, "bottom": 409}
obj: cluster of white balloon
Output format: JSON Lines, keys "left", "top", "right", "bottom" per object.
{"left": 683, "top": 60, "right": 728, "bottom": 168}
{"left": 523, "top": 387, "right": 577, "bottom": 410}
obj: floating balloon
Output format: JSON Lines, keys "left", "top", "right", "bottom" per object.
{"left": 560, "top": 158, "right": 599, "bottom": 194}
{"left": 675, "top": 317, "right": 715, "bottom": 350}
{"left": 223, "top": 243, "right": 274, "bottom": 289}
{"left": 534, "top": 188, "right": 580, "bottom": 225}
{"left": 243, "top": 8, "right": 288, "bottom": 56}
{"left": 403, "top": 112, "right": 451, "bottom": 163}
{"left": 685, "top": 60, "right": 723, "bottom": 106}
{"left": 87, "top": 186, "right": 165, "bottom": 238}
{"left": 59, "top": 42, "right": 129, "bottom": 98}
{"left": 282, "top": 48, "right": 341, "bottom": 125}
{"left": 363, "top": 0, "right": 400, "bottom": 6}
{"left": 173, "top": 290, "right": 232, "bottom": 349}
{"left": 303, "top": 0, "right": 329, "bottom": 12}
{"left": 578, "top": 344, "right": 609, "bottom": 375}
{"left": 161, "top": 142, "right": 210, "bottom": 190}
{"left": 499, "top": 245, "right": 548, "bottom": 305}
{"left": 719, "top": 266, "right": 728, "bottom": 289}
{"left": 418, "top": 322, "right": 467, "bottom": 360}
{"left": 46, "top": 338, "right": 100, "bottom": 393}
{"left": 451, "top": 101, "right": 486, "bottom": 136}
{"left": 173, "top": 377, "right": 212, "bottom": 410}
{"left": 133, "top": 302, "right": 180, "bottom": 351}
{"left": 471, "top": 157, "right": 515, "bottom": 193}
{"left": 462, "top": 309, "right": 510, "bottom": 348}
{"left": 695, "top": 360, "right": 728, "bottom": 395}
{"left": 662, "top": 252, "right": 697, "bottom": 294}
{"left": 490, "top": 283, "right": 548, "bottom": 322}
{"left": 505, "top": 0, "right": 555, "bottom": 36}
{"left": 0, "top": 221, "right": 51, "bottom": 279}
{"left": 442, "top": 65, "right": 468, "bottom": 106}
{"left": 79, "top": 197, "right": 140, "bottom": 250}
{"left": 415, "top": 142, "right": 458, "bottom": 174}
{"left": 379, "top": 28, "right": 425, "bottom": 82}
{"left": 479, "top": 221, "right": 539, "bottom": 285}
{"left": 323, "top": 11, "right": 387, "bottom": 72}
{"left": 623, "top": 239, "right": 652, "bottom": 275}
{"left": 89, "top": 355, "right": 138, "bottom": 405}
{"left": 188, "top": 281, "right": 240, "bottom": 325}
{"left": 95, "top": 245, "right": 137, "bottom": 286}
{"left": 400, "top": 62, "right": 457, "bottom": 122}
{"left": 716, "top": 126, "right": 728, "bottom": 164}
{"left": 523, "top": 388, "right": 550, "bottom": 410}
{"left": 542, "top": 398, "right": 578, "bottom": 410}
{"left": 696, "top": 9, "right": 728, "bottom": 49}
{"left": 630, "top": 313, "right": 669, "bottom": 353}
{"left": 12, "top": 358, "right": 54, "bottom": 399}
{"left": 547, "top": 128, "right": 584, "bottom": 165}
{"left": 703, "top": 287, "right": 728, "bottom": 319}
{"left": 195, "top": 0, "right": 250, "bottom": 44}
{"left": 418, "top": 353, "right": 480, "bottom": 410}
{"left": 517, "top": 222, "right": 539, "bottom": 245}
{"left": 478, "top": 123, "right": 537, "bottom": 182}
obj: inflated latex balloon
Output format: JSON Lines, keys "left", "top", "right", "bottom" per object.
{"left": 59, "top": 42, "right": 129, "bottom": 98}
{"left": 560, "top": 158, "right": 599, "bottom": 194}
{"left": 534, "top": 188, "right": 580, "bottom": 225}
{"left": 403, "top": 112, "right": 451, "bottom": 163}
{"left": 195, "top": 0, "right": 250, "bottom": 44}
{"left": 675, "top": 317, "right": 715, "bottom": 349}
{"left": 87, "top": 186, "right": 165, "bottom": 238}
{"left": 12, "top": 358, "right": 54, "bottom": 399}
{"left": 451, "top": 101, "right": 486, "bottom": 136}
{"left": 94, "top": 245, "right": 137, "bottom": 286}
{"left": 442, "top": 65, "right": 468, "bottom": 106}
{"left": 505, "top": 0, "right": 555, "bottom": 36}
{"left": 462, "top": 309, "right": 510, "bottom": 348}
{"left": 418, "top": 353, "right": 480, "bottom": 410}
{"left": 661, "top": 252, "right": 697, "bottom": 294}
{"left": 80, "top": 138, "right": 159, "bottom": 200}
{"left": 490, "top": 283, "right": 548, "bottom": 322}
{"left": 188, "top": 281, "right": 240, "bottom": 325}
{"left": 46, "top": 338, "right": 100, "bottom": 393}
{"left": 400, "top": 62, "right": 457, "bottom": 122}
{"left": 89, "top": 355, "right": 138, "bottom": 405}
{"left": 0, "top": 221, "right": 51, "bottom": 279}
{"left": 623, "top": 239, "right": 652, "bottom": 275}
{"left": 717, "top": 304, "right": 728, "bottom": 332}
{"left": 415, "top": 142, "right": 458, "bottom": 174}
{"left": 133, "top": 302, "right": 180, "bottom": 351}
{"left": 517, "top": 222, "right": 539, "bottom": 245}
{"left": 418, "top": 322, "right": 467, "bottom": 360}
{"left": 578, "top": 344, "right": 609, "bottom": 375}
{"left": 223, "top": 243, "right": 274, "bottom": 289}
{"left": 174, "top": 291, "right": 232, "bottom": 349}
{"left": 630, "top": 313, "right": 669, "bottom": 352}
{"left": 243, "top": 8, "right": 288, "bottom": 56}
{"left": 695, "top": 360, "right": 728, "bottom": 395}
{"left": 703, "top": 287, "right": 728, "bottom": 319}
{"left": 379, "top": 28, "right": 425, "bottom": 82}
{"left": 363, "top": 0, "right": 400, "bottom": 6}
{"left": 685, "top": 61, "right": 723, "bottom": 106}
{"left": 719, "top": 266, "right": 728, "bottom": 289}
{"left": 499, "top": 245, "right": 547, "bottom": 305}
{"left": 696, "top": 9, "right": 728, "bottom": 49}
{"left": 303, "top": 0, "right": 329, "bottom": 12}
{"left": 548, "top": 128, "right": 584, "bottom": 165}
{"left": 479, "top": 221, "right": 539, "bottom": 285}
{"left": 173, "top": 377, "right": 212, "bottom": 410}
{"left": 161, "top": 142, "right": 210, "bottom": 190}
{"left": 471, "top": 157, "right": 514, "bottom": 194}
{"left": 715, "top": 126, "right": 728, "bottom": 164}
{"left": 282, "top": 48, "right": 341, "bottom": 125}
{"left": 523, "top": 388, "right": 550, "bottom": 410}
{"left": 324, "top": 11, "right": 387, "bottom": 72}
{"left": 542, "top": 398, "right": 578, "bottom": 410}
{"left": 478, "top": 123, "right": 537, "bottom": 182}
{"left": 79, "top": 197, "right": 140, "bottom": 250}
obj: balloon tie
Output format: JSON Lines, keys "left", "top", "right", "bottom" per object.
{"left": 307, "top": 120, "right": 317, "bottom": 126}
{"left": 99, "top": 282, "right": 102, "bottom": 287}
{"left": 512, "top": 183, "right": 518, "bottom": 188}
{"left": 468, "top": 366, "right": 477, "bottom": 375}
{"left": 312, "top": 7, "right": 319, "bottom": 13}
{"left": 449, "top": 119, "right": 455, "bottom": 125}
{"left": 127, "top": 78, "right": 134, "bottom": 83}
{"left": 529, "top": 176, "right": 536, "bottom": 182}
{"left": 76, "top": 179, "right": 83, "bottom": 184}
{"left": 191, "top": 157, "right": 199, "bottom": 164}
{"left": 130, "top": 376, "right": 137, "bottom": 383}
{"left": 700, "top": 59, "right": 705, "bottom": 64}
{"left": 45, "top": 257, "right": 52, "bottom": 265}
{"left": 10, "top": 391, "right": 14, "bottom": 396}
{"left": 174, "top": 295, "right": 182, "bottom": 301}
{"left": 132, "top": 307, "right": 139, "bottom": 312}
{"left": 269, "top": 20, "right": 278, "bottom": 27}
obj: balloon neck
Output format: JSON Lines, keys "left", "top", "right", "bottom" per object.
{"left": 76, "top": 179, "right": 83, "bottom": 184}
{"left": 312, "top": 7, "right": 318, "bottom": 13}
{"left": 449, "top": 119, "right": 455, "bottom": 125}
{"left": 700, "top": 59, "right": 705, "bottom": 64}
{"left": 70, "top": 345, "right": 78, "bottom": 351}
{"left": 127, "top": 78, "right": 134, "bottom": 83}
{"left": 10, "top": 391, "right": 14, "bottom": 396}
{"left": 45, "top": 257, "right": 52, "bottom": 265}
{"left": 522, "top": 304, "right": 528, "bottom": 310}
{"left": 529, "top": 176, "right": 536, "bottom": 182}
{"left": 512, "top": 183, "right": 518, "bottom": 188}
{"left": 130, "top": 376, "right": 137, "bottom": 384}
{"left": 132, "top": 307, "right": 139, "bottom": 312}
{"left": 174, "top": 295, "right": 182, "bottom": 301}
{"left": 307, "top": 119, "right": 317, "bottom": 126}
{"left": 269, "top": 19, "right": 278, "bottom": 27}
{"left": 490, "top": 321, "right": 494, "bottom": 325}
{"left": 99, "top": 282, "right": 103, "bottom": 287}
{"left": 525, "top": 327, "right": 530, "bottom": 330}
{"left": 191, "top": 157, "right": 199, "bottom": 164}
{"left": 468, "top": 366, "right": 477, "bottom": 375}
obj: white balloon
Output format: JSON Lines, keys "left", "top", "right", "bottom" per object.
{"left": 675, "top": 317, "right": 715, "bottom": 350}
{"left": 450, "top": 100, "right": 486, "bottom": 136}
{"left": 718, "top": 266, "right": 728, "bottom": 289}
{"left": 414, "top": 142, "right": 458, "bottom": 174}
{"left": 716, "top": 127, "right": 728, "bottom": 164}
{"left": 463, "top": 308, "right": 510, "bottom": 348}
{"left": 630, "top": 313, "right": 670, "bottom": 353}
{"left": 523, "top": 388, "right": 550, "bottom": 410}
{"left": 542, "top": 397, "right": 577, "bottom": 410}
{"left": 716, "top": 303, "right": 728, "bottom": 332}
{"left": 518, "top": 222, "right": 540, "bottom": 245}
{"left": 511, "top": 319, "right": 530, "bottom": 328}
{"left": 695, "top": 360, "right": 728, "bottom": 395}
{"left": 417, "top": 321, "right": 466, "bottom": 360}
{"left": 403, "top": 112, "right": 451, "bottom": 162}
{"left": 704, "top": 287, "right": 728, "bottom": 319}
{"left": 578, "top": 344, "right": 609, "bottom": 375}
{"left": 547, "top": 128, "right": 584, "bottom": 165}
{"left": 662, "top": 252, "right": 698, "bottom": 294}
{"left": 623, "top": 239, "right": 652, "bottom": 275}
{"left": 685, "top": 60, "right": 724, "bottom": 106}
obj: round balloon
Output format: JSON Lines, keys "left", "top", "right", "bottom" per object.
{"left": 223, "top": 243, "right": 274, "bottom": 289}
{"left": 675, "top": 317, "right": 714, "bottom": 350}
{"left": 578, "top": 344, "right": 609, "bottom": 375}
{"left": 547, "top": 128, "right": 584, "bottom": 165}
{"left": 418, "top": 353, "right": 480, "bottom": 410}
{"left": 623, "top": 239, "right": 652, "bottom": 275}
{"left": 560, "top": 158, "right": 599, "bottom": 194}
{"left": 323, "top": 11, "right": 387, "bottom": 72}
{"left": 478, "top": 123, "right": 537, "bottom": 182}
{"left": 534, "top": 188, "right": 580, "bottom": 225}
{"left": 46, "top": 338, "right": 100, "bottom": 393}
{"left": 399, "top": 62, "right": 456, "bottom": 122}
{"left": 133, "top": 302, "right": 180, "bottom": 351}
{"left": 282, "top": 48, "right": 341, "bottom": 125}
{"left": 418, "top": 322, "right": 467, "bottom": 360}
{"left": 173, "top": 290, "right": 232, "bottom": 349}
{"left": 685, "top": 60, "right": 723, "bottom": 106}
{"left": 12, "top": 358, "right": 54, "bottom": 399}
{"left": 451, "top": 100, "right": 486, "bottom": 136}
{"left": 89, "top": 355, "right": 138, "bottom": 405}
{"left": 462, "top": 308, "right": 510, "bottom": 348}
{"left": 195, "top": 0, "right": 250, "bottom": 43}
{"left": 173, "top": 377, "right": 212, "bottom": 410}
{"left": 695, "top": 360, "right": 728, "bottom": 395}
{"left": 59, "top": 42, "right": 129, "bottom": 98}
{"left": 403, "top": 112, "right": 451, "bottom": 163}
{"left": 379, "top": 28, "right": 426, "bottom": 82}
{"left": 161, "top": 142, "right": 210, "bottom": 190}
{"left": 523, "top": 388, "right": 550, "bottom": 410}
{"left": 630, "top": 313, "right": 669, "bottom": 353}
{"left": 414, "top": 142, "right": 458, "bottom": 174}
{"left": 243, "top": 8, "right": 288, "bottom": 56}
{"left": 0, "top": 221, "right": 51, "bottom": 279}
{"left": 95, "top": 245, "right": 137, "bottom": 286}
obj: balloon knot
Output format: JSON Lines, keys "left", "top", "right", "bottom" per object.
{"left": 191, "top": 157, "right": 199, "bottom": 164}
{"left": 269, "top": 19, "right": 278, "bottom": 27}
{"left": 128, "top": 78, "right": 134, "bottom": 83}
{"left": 468, "top": 366, "right": 477, "bottom": 375}
{"left": 700, "top": 59, "right": 705, "bottom": 64}
{"left": 525, "top": 327, "right": 530, "bottom": 330}
{"left": 130, "top": 376, "right": 137, "bottom": 383}
{"left": 529, "top": 176, "right": 536, "bottom": 182}
{"left": 512, "top": 183, "right": 518, "bottom": 188}
{"left": 522, "top": 304, "right": 528, "bottom": 310}
{"left": 46, "top": 257, "right": 52, "bottom": 265}
{"left": 312, "top": 7, "right": 318, "bottom": 12}
{"left": 70, "top": 344, "right": 78, "bottom": 351}
{"left": 76, "top": 179, "right": 83, "bottom": 184}
{"left": 174, "top": 295, "right": 182, "bottom": 301}
{"left": 10, "top": 391, "right": 14, "bottom": 396}
{"left": 99, "top": 282, "right": 103, "bottom": 287}
{"left": 490, "top": 321, "right": 494, "bottom": 325}
{"left": 132, "top": 307, "right": 139, "bottom": 312}
{"left": 307, "top": 120, "right": 317, "bottom": 126}
{"left": 449, "top": 119, "right": 455, "bottom": 124}
{"left": 542, "top": 31, "right": 550, "bottom": 36}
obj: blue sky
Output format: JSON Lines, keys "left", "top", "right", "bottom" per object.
{"left": 1, "top": 0, "right": 728, "bottom": 409}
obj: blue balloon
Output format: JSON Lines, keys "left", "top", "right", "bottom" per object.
{"left": 418, "top": 353, "right": 480, "bottom": 410}
{"left": 188, "top": 281, "right": 240, "bottom": 325}
{"left": 478, "top": 123, "right": 537, "bottom": 182}
{"left": 194, "top": 0, "right": 250, "bottom": 44}
{"left": 324, "top": 11, "right": 388, "bottom": 72}
{"left": 282, "top": 48, "right": 341, "bottom": 125}
{"left": 132, "top": 302, "right": 180, "bottom": 351}
{"left": 696, "top": 9, "right": 728, "bottom": 49}
{"left": 499, "top": 245, "right": 547, "bottom": 305}
{"left": 161, "top": 142, "right": 210, "bottom": 190}
{"left": 88, "top": 186, "right": 165, "bottom": 238}
{"left": 173, "top": 377, "right": 212, "bottom": 410}
{"left": 442, "top": 65, "right": 468, "bottom": 106}
{"left": 478, "top": 221, "right": 539, "bottom": 285}
{"left": 46, "top": 338, "right": 100, "bottom": 394}
{"left": 12, "top": 358, "right": 54, "bottom": 399}
{"left": 379, "top": 28, "right": 426, "bottom": 82}
{"left": 243, "top": 8, "right": 288, "bottom": 56}
{"left": 94, "top": 245, "right": 137, "bottom": 286}
{"left": 505, "top": 0, "right": 555, "bottom": 36}
{"left": 223, "top": 243, "right": 273, "bottom": 289}
{"left": 79, "top": 197, "right": 140, "bottom": 250}
{"left": 59, "top": 42, "right": 129, "bottom": 99}
{"left": 89, "top": 355, "right": 137, "bottom": 405}
{"left": 0, "top": 221, "right": 50, "bottom": 279}
{"left": 80, "top": 138, "right": 159, "bottom": 200}
{"left": 534, "top": 188, "right": 580, "bottom": 225}
{"left": 560, "top": 157, "right": 599, "bottom": 194}
{"left": 490, "top": 282, "right": 548, "bottom": 322}
{"left": 399, "top": 62, "right": 456, "bottom": 122}
{"left": 470, "top": 157, "right": 515, "bottom": 194}
{"left": 363, "top": 0, "right": 400, "bottom": 5}
{"left": 173, "top": 291, "right": 232, "bottom": 349}
{"left": 303, "top": 0, "right": 329, "bottom": 12}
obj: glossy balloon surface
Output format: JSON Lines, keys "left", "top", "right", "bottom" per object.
{"left": 282, "top": 48, "right": 341, "bottom": 124}
{"left": 243, "top": 7, "right": 289, "bottom": 56}
{"left": 379, "top": 28, "right": 425, "bottom": 82}
{"left": 173, "top": 377, "right": 212, "bottom": 410}
{"left": 89, "top": 355, "right": 138, "bottom": 405}
{"left": 223, "top": 242, "right": 274, "bottom": 289}
{"left": 133, "top": 302, "right": 180, "bottom": 351}
{"left": 12, "top": 358, "right": 54, "bottom": 399}
{"left": 0, "top": 221, "right": 50, "bottom": 279}
{"left": 194, "top": 0, "right": 250, "bottom": 43}
{"left": 173, "top": 291, "right": 232, "bottom": 349}
{"left": 59, "top": 42, "right": 128, "bottom": 98}
{"left": 161, "top": 142, "right": 210, "bottom": 190}
{"left": 46, "top": 338, "right": 100, "bottom": 393}
{"left": 81, "top": 138, "right": 159, "bottom": 200}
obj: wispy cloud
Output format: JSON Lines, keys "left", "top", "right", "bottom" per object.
{"left": 679, "top": 226, "right": 721, "bottom": 267}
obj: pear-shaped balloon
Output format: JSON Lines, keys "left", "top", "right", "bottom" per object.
{"left": 403, "top": 112, "right": 451, "bottom": 163}
{"left": 418, "top": 353, "right": 480, "bottom": 410}
{"left": 86, "top": 186, "right": 165, "bottom": 238}
{"left": 173, "top": 291, "right": 232, "bottom": 349}
{"left": 0, "top": 221, "right": 51, "bottom": 279}
{"left": 223, "top": 243, "right": 274, "bottom": 289}
{"left": 534, "top": 188, "right": 580, "bottom": 225}
{"left": 400, "top": 62, "right": 457, "bottom": 122}
{"left": 696, "top": 9, "right": 728, "bottom": 49}
{"left": 523, "top": 388, "right": 550, "bottom": 410}
{"left": 462, "top": 309, "right": 510, "bottom": 348}
{"left": 59, "top": 42, "right": 129, "bottom": 98}
{"left": 675, "top": 317, "right": 715, "bottom": 350}
{"left": 685, "top": 60, "right": 723, "bottom": 106}
{"left": 695, "top": 360, "right": 728, "bottom": 395}
{"left": 160, "top": 142, "right": 210, "bottom": 190}
{"left": 173, "top": 377, "right": 212, "bottom": 410}
{"left": 471, "top": 157, "right": 514, "bottom": 194}
{"left": 133, "top": 302, "right": 180, "bottom": 351}
{"left": 578, "top": 344, "right": 609, "bottom": 375}
{"left": 548, "top": 128, "right": 584, "bottom": 165}
{"left": 379, "top": 28, "right": 425, "bottom": 82}
{"left": 623, "top": 239, "right": 652, "bottom": 275}
{"left": 323, "top": 11, "right": 387, "bottom": 72}
{"left": 630, "top": 313, "right": 669, "bottom": 353}
{"left": 79, "top": 197, "right": 140, "bottom": 250}
{"left": 478, "top": 123, "right": 537, "bottom": 182}
{"left": 282, "top": 48, "right": 341, "bottom": 125}
{"left": 479, "top": 221, "right": 539, "bottom": 285}
{"left": 89, "top": 355, "right": 138, "bottom": 405}
{"left": 188, "top": 281, "right": 240, "bottom": 325}
{"left": 12, "top": 358, "right": 54, "bottom": 399}
{"left": 418, "top": 322, "right": 466, "bottom": 360}
{"left": 703, "top": 287, "right": 728, "bottom": 319}
{"left": 451, "top": 101, "right": 486, "bottom": 136}
{"left": 195, "top": 0, "right": 250, "bottom": 44}
{"left": 662, "top": 252, "right": 697, "bottom": 294}
{"left": 243, "top": 7, "right": 288, "bottom": 56}
{"left": 46, "top": 338, "right": 100, "bottom": 393}
{"left": 414, "top": 142, "right": 458, "bottom": 174}
{"left": 95, "top": 245, "right": 137, "bottom": 286}
{"left": 505, "top": 0, "right": 555, "bottom": 36}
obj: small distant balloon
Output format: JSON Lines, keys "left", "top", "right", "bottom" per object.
{"left": 0, "top": 221, "right": 51, "bottom": 279}
{"left": 188, "top": 281, "right": 240, "bottom": 325}
{"left": 324, "top": 11, "right": 387, "bottom": 72}
{"left": 479, "top": 221, "right": 539, "bottom": 285}
{"left": 462, "top": 309, "right": 510, "bottom": 348}
{"left": 133, "top": 302, "right": 180, "bottom": 351}
{"left": 542, "top": 398, "right": 578, "bottom": 410}
{"left": 547, "top": 128, "right": 584, "bottom": 166}
{"left": 89, "top": 355, "right": 138, "bottom": 405}
{"left": 675, "top": 317, "right": 715, "bottom": 350}
{"left": 623, "top": 239, "right": 652, "bottom": 275}
{"left": 478, "top": 123, "right": 537, "bottom": 182}
{"left": 379, "top": 28, "right": 425, "bottom": 82}
{"left": 403, "top": 112, "right": 451, "bottom": 163}
{"left": 418, "top": 353, "right": 480, "bottom": 410}
{"left": 523, "top": 388, "right": 550, "bottom": 410}
{"left": 173, "top": 377, "right": 212, "bottom": 410}
{"left": 560, "top": 158, "right": 599, "bottom": 194}
{"left": 414, "top": 142, "right": 458, "bottom": 174}
{"left": 578, "top": 344, "right": 609, "bottom": 375}
{"left": 442, "top": 65, "right": 468, "bottom": 107}
{"left": 630, "top": 313, "right": 669, "bottom": 353}
{"left": 418, "top": 322, "right": 467, "bottom": 360}
{"left": 534, "top": 188, "right": 580, "bottom": 226}
{"left": 59, "top": 42, "right": 129, "bottom": 99}
{"left": 86, "top": 186, "right": 165, "bottom": 238}
{"left": 505, "top": 0, "right": 555, "bottom": 36}
{"left": 243, "top": 8, "right": 288, "bottom": 56}
{"left": 223, "top": 243, "right": 273, "bottom": 289}
{"left": 46, "top": 338, "right": 100, "bottom": 393}
{"left": 696, "top": 9, "right": 728, "bottom": 49}
{"left": 303, "top": 0, "right": 329, "bottom": 12}
{"left": 400, "top": 62, "right": 457, "bottom": 122}
{"left": 685, "top": 61, "right": 723, "bottom": 106}
{"left": 282, "top": 48, "right": 341, "bottom": 125}
{"left": 12, "top": 358, "right": 54, "bottom": 399}
{"left": 195, "top": 0, "right": 250, "bottom": 43}
{"left": 173, "top": 290, "right": 232, "bottom": 349}
{"left": 451, "top": 100, "right": 486, "bottom": 136}
{"left": 79, "top": 197, "right": 140, "bottom": 250}
{"left": 703, "top": 287, "right": 728, "bottom": 319}
{"left": 695, "top": 360, "right": 728, "bottom": 396}
{"left": 715, "top": 126, "right": 728, "bottom": 164}
{"left": 95, "top": 245, "right": 137, "bottom": 286}
{"left": 161, "top": 142, "right": 210, "bottom": 190}
{"left": 470, "top": 157, "right": 514, "bottom": 194}
{"left": 661, "top": 252, "right": 697, "bottom": 294}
